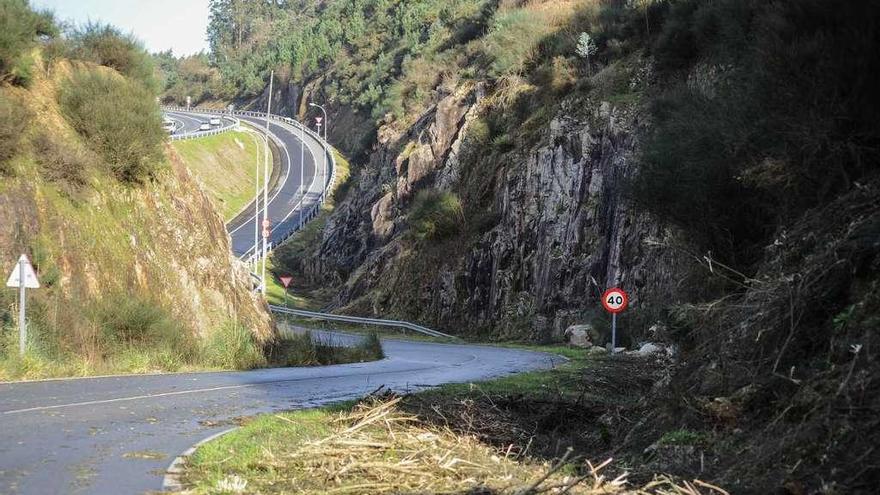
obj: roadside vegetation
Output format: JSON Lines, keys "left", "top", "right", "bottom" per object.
{"left": 180, "top": 349, "right": 726, "bottom": 494}
{"left": 172, "top": 130, "right": 263, "bottom": 220}
{"left": 0, "top": 2, "right": 384, "bottom": 382}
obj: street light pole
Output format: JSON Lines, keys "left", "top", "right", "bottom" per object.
{"left": 245, "top": 130, "right": 267, "bottom": 273}
{"left": 261, "top": 70, "right": 274, "bottom": 296}
{"left": 299, "top": 116, "right": 304, "bottom": 228}
{"left": 309, "top": 102, "right": 328, "bottom": 202}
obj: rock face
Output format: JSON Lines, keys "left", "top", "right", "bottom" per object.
{"left": 291, "top": 63, "right": 692, "bottom": 342}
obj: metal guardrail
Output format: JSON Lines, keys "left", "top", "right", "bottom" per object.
{"left": 165, "top": 112, "right": 240, "bottom": 141}
{"left": 269, "top": 305, "right": 459, "bottom": 341}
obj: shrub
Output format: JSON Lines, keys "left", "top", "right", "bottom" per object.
{"left": 407, "top": 189, "right": 465, "bottom": 242}
{"left": 58, "top": 69, "right": 165, "bottom": 183}
{"left": 0, "top": 91, "right": 31, "bottom": 174}
{"left": 0, "top": 0, "right": 56, "bottom": 86}
{"left": 65, "top": 22, "right": 157, "bottom": 91}
{"left": 33, "top": 131, "right": 91, "bottom": 190}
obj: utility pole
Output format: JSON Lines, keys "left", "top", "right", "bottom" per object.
{"left": 261, "top": 70, "right": 274, "bottom": 296}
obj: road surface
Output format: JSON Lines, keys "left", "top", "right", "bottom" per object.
{"left": 0, "top": 333, "right": 563, "bottom": 494}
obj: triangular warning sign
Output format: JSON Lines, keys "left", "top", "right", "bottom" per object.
{"left": 6, "top": 255, "right": 40, "bottom": 289}
{"left": 279, "top": 276, "right": 293, "bottom": 288}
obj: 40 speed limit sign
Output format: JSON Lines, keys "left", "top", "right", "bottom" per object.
{"left": 601, "top": 288, "right": 628, "bottom": 314}
{"left": 601, "top": 287, "right": 628, "bottom": 353}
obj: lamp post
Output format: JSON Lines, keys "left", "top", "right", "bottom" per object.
{"left": 244, "top": 130, "right": 268, "bottom": 273}
{"left": 299, "top": 115, "right": 304, "bottom": 228}
{"left": 309, "top": 102, "right": 328, "bottom": 201}
{"left": 261, "top": 70, "right": 274, "bottom": 296}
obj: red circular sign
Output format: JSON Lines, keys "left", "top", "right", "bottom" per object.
{"left": 601, "top": 287, "right": 629, "bottom": 314}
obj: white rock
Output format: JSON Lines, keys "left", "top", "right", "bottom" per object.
{"left": 636, "top": 342, "right": 663, "bottom": 356}
{"left": 564, "top": 324, "right": 594, "bottom": 348}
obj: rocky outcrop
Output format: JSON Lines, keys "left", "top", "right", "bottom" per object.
{"left": 292, "top": 63, "right": 691, "bottom": 343}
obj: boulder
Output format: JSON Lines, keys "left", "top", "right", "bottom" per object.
{"left": 564, "top": 324, "right": 595, "bottom": 348}
{"left": 636, "top": 342, "right": 663, "bottom": 356}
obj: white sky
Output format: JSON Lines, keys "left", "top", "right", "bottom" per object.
{"left": 31, "top": 0, "right": 211, "bottom": 56}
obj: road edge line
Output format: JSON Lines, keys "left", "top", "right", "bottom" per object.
{"left": 162, "top": 427, "right": 240, "bottom": 492}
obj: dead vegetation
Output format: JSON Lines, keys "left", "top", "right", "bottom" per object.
{"left": 184, "top": 394, "right": 729, "bottom": 495}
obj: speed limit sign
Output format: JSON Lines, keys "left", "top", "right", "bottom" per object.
{"left": 601, "top": 287, "right": 628, "bottom": 354}
{"left": 601, "top": 288, "right": 628, "bottom": 314}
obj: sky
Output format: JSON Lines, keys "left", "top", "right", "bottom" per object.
{"left": 31, "top": 0, "right": 211, "bottom": 56}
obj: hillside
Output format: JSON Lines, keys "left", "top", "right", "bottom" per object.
{"left": 159, "top": 0, "right": 880, "bottom": 491}
{"left": 0, "top": 10, "right": 273, "bottom": 379}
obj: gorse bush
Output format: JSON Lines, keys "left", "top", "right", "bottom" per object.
{"left": 0, "top": 0, "right": 56, "bottom": 86}
{"left": 65, "top": 22, "right": 158, "bottom": 91}
{"left": 407, "top": 189, "right": 464, "bottom": 242}
{"left": 58, "top": 69, "right": 165, "bottom": 183}
{"left": 0, "top": 91, "right": 31, "bottom": 174}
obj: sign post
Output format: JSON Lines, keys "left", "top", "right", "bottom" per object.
{"left": 6, "top": 255, "right": 40, "bottom": 356}
{"left": 601, "top": 287, "right": 628, "bottom": 354}
{"left": 279, "top": 275, "right": 293, "bottom": 307}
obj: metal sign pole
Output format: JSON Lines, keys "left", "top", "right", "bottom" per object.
{"left": 18, "top": 258, "right": 25, "bottom": 356}
{"left": 611, "top": 313, "right": 617, "bottom": 354}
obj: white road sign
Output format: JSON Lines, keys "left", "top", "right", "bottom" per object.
{"left": 6, "top": 255, "right": 40, "bottom": 288}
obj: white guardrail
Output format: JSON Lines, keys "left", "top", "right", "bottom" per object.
{"left": 165, "top": 114, "right": 240, "bottom": 141}
{"left": 269, "top": 305, "right": 459, "bottom": 341}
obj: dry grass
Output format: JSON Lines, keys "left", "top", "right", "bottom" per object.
{"left": 182, "top": 397, "right": 728, "bottom": 495}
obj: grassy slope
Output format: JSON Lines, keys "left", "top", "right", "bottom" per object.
{"left": 172, "top": 130, "right": 263, "bottom": 221}
{"left": 0, "top": 60, "right": 275, "bottom": 380}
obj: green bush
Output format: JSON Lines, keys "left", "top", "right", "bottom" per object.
{"left": 407, "top": 189, "right": 465, "bottom": 242}
{"left": 0, "top": 91, "right": 32, "bottom": 174}
{"left": 66, "top": 22, "right": 158, "bottom": 91}
{"left": 58, "top": 69, "right": 165, "bottom": 183}
{"left": 0, "top": 0, "right": 56, "bottom": 86}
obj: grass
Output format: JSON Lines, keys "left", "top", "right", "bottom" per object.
{"left": 180, "top": 347, "right": 726, "bottom": 494}
{"left": 172, "top": 130, "right": 263, "bottom": 221}
{"left": 278, "top": 316, "right": 450, "bottom": 343}
{"left": 268, "top": 330, "right": 384, "bottom": 367}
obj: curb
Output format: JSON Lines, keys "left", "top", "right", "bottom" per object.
{"left": 162, "top": 427, "right": 240, "bottom": 492}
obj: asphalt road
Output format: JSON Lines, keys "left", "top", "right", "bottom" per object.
{"left": 0, "top": 333, "right": 564, "bottom": 494}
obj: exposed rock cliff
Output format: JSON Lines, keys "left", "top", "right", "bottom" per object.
{"left": 287, "top": 57, "right": 692, "bottom": 342}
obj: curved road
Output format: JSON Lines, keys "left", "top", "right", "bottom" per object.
{"left": 167, "top": 110, "right": 330, "bottom": 259}
{"left": 0, "top": 333, "right": 563, "bottom": 493}
{"left": 0, "top": 110, "right": 564, "bottom": 494}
